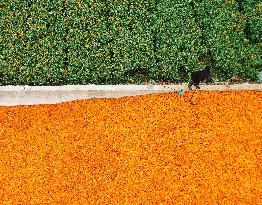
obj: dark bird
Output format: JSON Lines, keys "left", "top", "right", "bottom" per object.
{"left": 188, "top": 66, "right": 211, "bottom": 90}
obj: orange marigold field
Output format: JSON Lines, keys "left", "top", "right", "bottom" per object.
{"left": 0, "top": 91, "right": 261, "bottom": 204}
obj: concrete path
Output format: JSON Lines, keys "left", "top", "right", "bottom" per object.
{"left": 0, "top": 84, "right": 261, "bottom": 106}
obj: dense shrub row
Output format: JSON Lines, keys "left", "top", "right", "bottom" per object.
{"left": 0, "top": 0, "right": 261, "bottom": 85}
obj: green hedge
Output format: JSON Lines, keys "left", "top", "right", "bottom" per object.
{"left": 0, "top": 0, "right": 261, "bottom": 85}
{"left": 110, "top": 0, "right": 156, "bottom": 84}
{"left": 0, "top": 1, "right": 66, "bottom": 85}
{"left": 196, "top": 0, "right": 261, "bottom": 82}
{"left": 155, "top": 0, "right": 206, "bottom": 82}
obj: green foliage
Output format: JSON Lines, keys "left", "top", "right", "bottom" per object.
{"left": 188, "top": 0, "right": 261, "bottom": 82}
{"left": 0, "top": 0, "right": 67, "bottom": 85}
{"left": 156, "top": 0, "right": 206, "bottom": 82}
{"left": 61, "top": 0, "right": 112, "bottom": 85}
{"left": 109, "top": 0, "right": 156, "bottom": 84}
{"left": 0, "top": 0, "right": 261, "bottom": 85}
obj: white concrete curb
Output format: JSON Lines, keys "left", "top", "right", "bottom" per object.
{"left": 0, "top": 83, "right": 261, "bottom": 91}
{"left": 0, "top": 84, "right": 261, "bottom": 106}
{"left": 0, "top": 84, "right": 179, "bottom": 91}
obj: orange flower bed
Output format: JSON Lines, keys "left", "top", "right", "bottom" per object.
{"left": 0, "top": 91, "right": 261, "bottom": 204}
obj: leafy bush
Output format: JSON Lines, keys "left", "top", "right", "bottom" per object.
{"left": 0, "top": 0, "right": 261, "bottom": 85}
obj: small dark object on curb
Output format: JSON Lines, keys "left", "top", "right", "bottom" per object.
{"left": 188, "top": 66, "right": 211, "bottom": 90}
{"left": 229, "top": 76, "right": 242, "bottom": 84}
